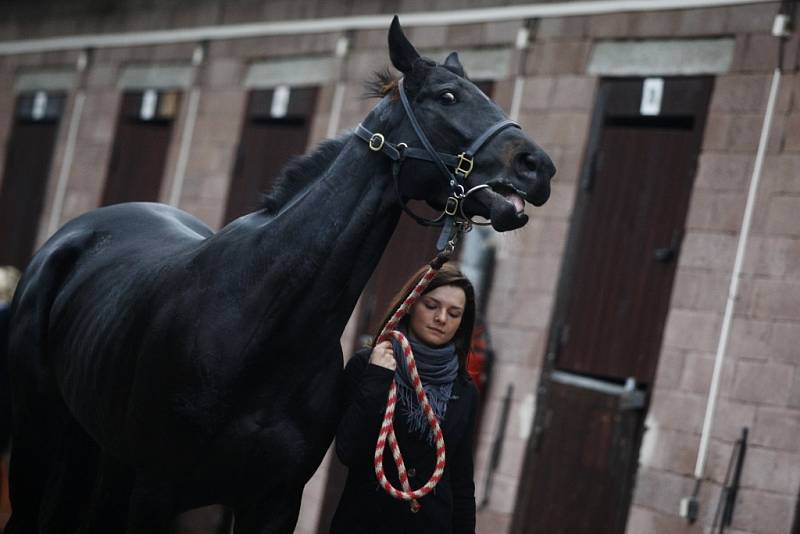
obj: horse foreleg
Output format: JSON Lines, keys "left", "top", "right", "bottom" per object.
{"left": 125, "top": 471, "right": 177, "bottom": 534}
{"left": 233, "top": 489, "right": 302, "bottom": 534}
{"left": 79, "top": 453, "right": 135, "bottom": 534}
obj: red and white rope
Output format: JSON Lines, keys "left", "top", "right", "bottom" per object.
{"left": 374, "top": 265, "right": 446, "bottom": 512}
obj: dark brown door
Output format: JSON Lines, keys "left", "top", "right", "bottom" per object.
{"left": 558, "top": 120, "right": 700, "bottom": 382}
{"left": 224, "top": 87, "right": 318, "bottom": 223}
{"left": 102, "top": 90, "right": 181, "bottom": 206}
{"left": 520, "top": 376, "right": 643, "bottom": 533}
{"left": 0, "top": 91, "right": 65, "bottom": 270}
{"left": 513, "top": 77, "right": 713, "bottom": 534}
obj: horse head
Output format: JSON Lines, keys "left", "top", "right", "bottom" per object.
{"left": 378, "top": 16, "right": 555, "bottom": 232}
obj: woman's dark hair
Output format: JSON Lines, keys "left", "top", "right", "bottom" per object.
{"left": 374, "top": 263, "right": 476, "bottom": 373}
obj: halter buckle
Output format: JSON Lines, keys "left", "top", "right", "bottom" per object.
{"left": 369, "top": 133, "right": 385, "bottom": 152}
{"left": 455, "top": 153, "right": 474, "bottom": 178}
{"left": 445, "top": 196, "right": 459, "bottom": 216}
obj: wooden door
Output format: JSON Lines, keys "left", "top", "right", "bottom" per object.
{"left": 513, "top": 77, "right": 713, "bottom": 534}
{"left": 558, "top": 120, "right": 699, "bottom": 382}
{"left": 521, "top": 376, "right": 643, "bottom": 533}
{"left": 102, "top": 90, "right": 181, "bottom": 206}
{"left": 224, "top": 87, "right": 318, "bottom": 223}
{"left": 0, "top": 91, "right": 65, "bottom": 270}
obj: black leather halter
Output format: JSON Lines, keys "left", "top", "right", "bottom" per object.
{"left": 356, "top": 78, "right": 521, "bottom": 227}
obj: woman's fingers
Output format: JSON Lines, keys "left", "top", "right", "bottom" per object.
{"left": 370, "top": 341, "right": 396, "bottom": 370}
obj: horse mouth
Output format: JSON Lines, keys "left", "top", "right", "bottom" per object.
{"left": 461, "top": 182, "right": 530, "bottom": 232}
{"left": 496, "top": 183, "right": 526, "bottom": 215}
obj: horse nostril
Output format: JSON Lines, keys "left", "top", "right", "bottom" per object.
{"left": 523, "top": 154, "right": 538, "bottom": 173}
{"left": 516, "top": 151, "right": 556, "bottom": 180}
{"left": 515, "top": 153, "right": 538, "bottom": 174}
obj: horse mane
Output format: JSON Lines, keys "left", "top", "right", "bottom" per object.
{"left": 261, "top": 69, "right": 400, "bottom": 214}
{"left": 261, "top": 135, "right": 348, "bottom": 213}
{"left": 363, "top": 61, "right": 469, "bottom": 100}
{"left": 363, "top": 69, "right": 400, "bottom": 99}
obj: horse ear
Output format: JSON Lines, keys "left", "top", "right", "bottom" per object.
{"left": 444, "top": 51, "right": 465, "bottom": 77}
{"left": 388, "top": 15, "right": 420, "bottom": 75}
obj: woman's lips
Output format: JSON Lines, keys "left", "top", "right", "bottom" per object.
{"left": 428, "top": 326, "right": 445, "bottom": 335}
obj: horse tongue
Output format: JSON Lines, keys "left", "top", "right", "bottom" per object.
{"left": 504, "top": 192, "right": 525, "bottom": 214}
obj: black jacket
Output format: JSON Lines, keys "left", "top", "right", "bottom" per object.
{"left": 330, "top": 349, "right": 478, "bottom": 534}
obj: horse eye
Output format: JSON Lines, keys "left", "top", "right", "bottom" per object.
{"left": 439, "top": 91, "right": 457, "bottom": 105}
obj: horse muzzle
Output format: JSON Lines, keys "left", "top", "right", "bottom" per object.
{"left": 515, "top": 151, "right": 556, "bottom": 206}
{"left": 462, "top": 148, "right": 555, "bottom": 231}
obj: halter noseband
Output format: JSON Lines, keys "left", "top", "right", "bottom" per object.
{"left": 355, "top": 78, "right": 521, "bottom": 228}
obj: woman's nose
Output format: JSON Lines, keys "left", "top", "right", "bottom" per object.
{"left": 434, "top": 310, "right": 445, "bottom": 323}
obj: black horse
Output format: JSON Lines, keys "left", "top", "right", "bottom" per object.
{"left": 7, "top": 17, "right": 554, "bottom": 534}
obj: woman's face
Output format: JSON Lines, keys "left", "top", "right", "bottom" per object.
{"left": 409, "top": 285, "right": 466, "bottom": 347}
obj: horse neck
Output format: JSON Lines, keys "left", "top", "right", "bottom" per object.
{"left": 278, "top": 136, "right": 402, "bottom": 327}
{"left": 203, "top": 129, "right": 403, "bottom": 339}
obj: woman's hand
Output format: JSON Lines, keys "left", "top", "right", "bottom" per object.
{"left": 369, "top": 341, "right": 396, "bottom": 371}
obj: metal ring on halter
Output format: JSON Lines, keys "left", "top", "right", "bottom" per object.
{"left": 444, "top": 183, "right": 467, "bottom": 217}
{"left": 396, "top": 142, "right": 408, "bottom": 161}
{"left": 444, "top": 198, "right": 459, "bottom": 216}
{"left": 369, "top": 133, "right": 385, "bottom": 151}
{"left": 458, "top": 184, "right": 494, "bottom": 226}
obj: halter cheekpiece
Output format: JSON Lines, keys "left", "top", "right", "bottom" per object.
{"left": 355, "top": 78, "right": 521, "bottom": 230}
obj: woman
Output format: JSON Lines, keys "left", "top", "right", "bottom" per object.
{"left": 331, "top": 263, "right": 478, "bottom": 534}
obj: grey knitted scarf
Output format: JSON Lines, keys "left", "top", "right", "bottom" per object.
{"left": 390, "top": 323, "right": 459, "bottom": 444}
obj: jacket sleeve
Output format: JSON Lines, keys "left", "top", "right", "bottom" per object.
{"left": 451, "top": 380, "right": 478, "bottom": 534}
{"left": 335, "top": 350, "right": 396, "bottom": 467}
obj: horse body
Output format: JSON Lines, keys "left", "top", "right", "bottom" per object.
{"left": 7, "top": 17, "right": 555, "bottom": 533}
{"left": 9, "top": 125, "right": 403, "bottom": 526}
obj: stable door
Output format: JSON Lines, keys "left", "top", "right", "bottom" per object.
{"left": 0, "top": 91, "right": 65, "bottom": 270}
{"left": 513, "top": 77, "right": 713, "bottom": 534}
